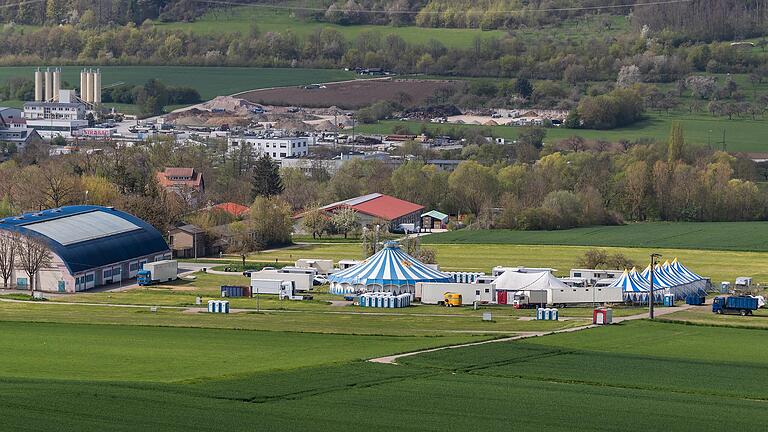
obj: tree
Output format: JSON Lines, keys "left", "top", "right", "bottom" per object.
{"left": 248, "top": 196, "right": 293, "bottom": 249}
{"left": 331, "top": 207, "right": 359, "bottom": 239}
{"left": 251, "top": 155, "right": 284, "bottom": 199}
{"left": 617, "top": 65, "right": 641, "bottom": 88}
{"left": 0, "top": 231, "right": 18, "bottom": 288}
{"left": 514, "top": 78, "right": 533, "bottom": 99}
{"left": 667, "top": 121, "right": 685, "bottom": 162}
{"left": 448, "top": 161, "right": 499, "bottom": 217}
{"left": 301, "top": 206, "right": 331, "bottom": 239}
{"left": 14, "top": 235, "right": 52, "bottom": 296}
{"left": 686, "top": 76, "right": 717, "bottom": 100}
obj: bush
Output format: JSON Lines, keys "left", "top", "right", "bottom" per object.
{"left": 577, "top": 87, "right": 645, "bottom": 129}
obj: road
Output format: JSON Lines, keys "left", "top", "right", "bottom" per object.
{"left": 368, "top": 305, "right": 692, "bottom": 365}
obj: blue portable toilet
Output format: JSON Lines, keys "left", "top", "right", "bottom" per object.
{"left": 536, "top": 308, "right": 545, "bottom": 320}
{"left": 663, "top": 294, "right": 675, "bottom": 307}
{"left": 221, "top": 300, "right": 230, "bottom": 313}
{"left": 551, "top": 308, "right": 559, "bottom": 320}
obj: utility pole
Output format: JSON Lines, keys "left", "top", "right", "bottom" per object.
{"left": 719, "top": 129, "right": 726, "bottom": 152}
{"left": 649, "top": 253, "right": 661, "bottom": 319}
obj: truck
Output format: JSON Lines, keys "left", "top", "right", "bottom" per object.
{"left": 250, "top": 279, "right": 284, "bottom": 295}
{"left": 712, "top": 296, "right": 759, "bottom": 316}
{"left": 137, "top": 260, "right": 178, "bottom": 286}
{"left": 511, "top": 290, "right": 548, "bottom": 309}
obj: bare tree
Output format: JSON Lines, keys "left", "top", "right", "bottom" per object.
{"left": 14, "top": 235, "right": 53, "bottom": 296}
{"left": 0, "top": 231, "right": 18, "bottom": 288}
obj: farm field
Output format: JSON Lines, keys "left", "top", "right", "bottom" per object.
{"left": 0, "top": 66, "right": 355, "bottom": 102}
{"left": 252, "top": 242, "right": 768, "bottom": 285}
{"left": 240, "top": 78, "right": 458, "bottom": 109}
{"left": 154, "top": 7, "right": 507, "bottom": 49}
{"left": 0, "top": 321, "right": 480, "bottom": 382}
{"left": 357, "top": 111, "right": 768, "bottom": 153}
{"left": 422, "top": 222, "right": 768, "bottom": 252}
{"left": 1, "top": 320, "right": 767, "bottom": 431}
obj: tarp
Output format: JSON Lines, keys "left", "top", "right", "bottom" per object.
{"left": 328, "top": 241, "right": 451, "bottom": 295}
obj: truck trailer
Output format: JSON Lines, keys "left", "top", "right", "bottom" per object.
{"left": 712, "top": 296, "right": 759, "bottom": 316}
{"left": 137, "top": 260, "right": 178, "bottom": 286}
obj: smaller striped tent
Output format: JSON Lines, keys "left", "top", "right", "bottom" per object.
{"left": 608, "top": 268, "right": 662, "bottom": 304}
{"left": 328, "top": 241, "right": 451, "bottom": 295}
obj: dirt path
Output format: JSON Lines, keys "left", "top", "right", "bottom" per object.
{"left": 368, "top": 305, "right": 694, "bottom": 365}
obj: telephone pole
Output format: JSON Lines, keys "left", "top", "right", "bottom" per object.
{"left": 649, "top": 253, "right": 661, "bottom": 319}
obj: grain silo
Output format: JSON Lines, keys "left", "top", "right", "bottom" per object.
{"left": 80, "top": 69, "right": 87, "bottom": 101}
{"left": 34, "top": 68, "right": 43, "bottom": 102}
{"left": 93, "top": 69, "right": 101, "bottom": 104}
{"left": 52, "top": 68, "right": 61, "bottom": 102}
{"left": 44, "top": 68, "right": 52, "bottom": 101}
{"left": 85, "top": 69, "right": 94, "bottom": 103}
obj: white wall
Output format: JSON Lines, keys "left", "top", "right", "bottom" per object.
{"left": 251, "top": 270, "right": 312, "bottom": 291}
{"left": 416, "top": 282, "right": 494, "bottom": 305}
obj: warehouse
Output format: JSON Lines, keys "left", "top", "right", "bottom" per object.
{"left": 0, "top": 205, "right": 171, "bottom": 293}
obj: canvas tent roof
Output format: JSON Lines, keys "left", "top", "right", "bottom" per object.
{"left": 328, "top": 242, "right": 451, "bottom": 287}
{"left": 609, "top": 269, "right": 651, "bottom": 293}
{"left": 492, "top": 270, "right": 569, "bottom": 291}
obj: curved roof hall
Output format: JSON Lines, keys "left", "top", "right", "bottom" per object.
{"left": 0, "top": 205, "right": 170, "bottom": 274}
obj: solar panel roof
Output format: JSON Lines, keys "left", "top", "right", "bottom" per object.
{"left": 22, "top": 210, "right": 140, "bottom": 246}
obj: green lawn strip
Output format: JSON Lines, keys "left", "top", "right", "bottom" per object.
{"left": 255, "top": 242, "right": 768, "bottom": 285}
{"left": 658, "top": 308, "right": 768, "bottom": 329}
{"left": 423, "top": 222, "right": 768, "bottom": 252}
{"left": 0, "top": 302, "right": 582, "bottom": 335}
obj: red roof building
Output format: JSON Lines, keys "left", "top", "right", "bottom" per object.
{"left": 213, "top": 202, "right": 250, "bottom": 218}
{"left": 313, "top": 193, "right": 424, "bottom": 230}
{"left": 157, "top": 168, "right": 205, "bottom": 205}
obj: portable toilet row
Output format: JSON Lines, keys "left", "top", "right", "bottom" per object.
{"left": 221, "top": 285, "right": 250, "bottom": 298}
{"left": 358, "top": 292, "right": 411, "bottom": 308}
{"left": 536, "top": 307, "right": 559, "bottom": 321}
{"left": 208, "top": 300, "right": 230, "bottom": 314}
{"left": 448, "top": 272, "right": 485, "bottom": 284}
{"left": 593, "top": 308, "right": 612, "bottom": 325}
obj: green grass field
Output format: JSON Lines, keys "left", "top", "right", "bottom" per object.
{"left": 423, "top": 222, "right": 768, "bottom": 252}
{"left": 2, "top": 320, "right": 767, "bottom": 431}
{"left": 358, "top": 110, "right": 768, "bottom": 152}
{"left": 155, "top": 7, "right": 507, "bottom": 49}
{"left": 0, "top": 66, "right": 355, "bottom": 100}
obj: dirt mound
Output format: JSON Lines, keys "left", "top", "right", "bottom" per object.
{"left": 201, "top": 96, "right": 261, "bottom": 115}
{"left": 314, "top": 120, "right": 338, "bottom": 131}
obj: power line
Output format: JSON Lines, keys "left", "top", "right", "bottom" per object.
{"left": 192, "top": 0, "right": 693, "bottom": 15}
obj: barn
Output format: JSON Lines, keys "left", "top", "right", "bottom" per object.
{"left": 0, "top": 205, "right": 171, "bottom": 293}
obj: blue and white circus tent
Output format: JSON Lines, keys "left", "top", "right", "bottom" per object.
{"left": 328, "top": 242, "right": 452, "bottom": 295}
{"left": 640, "top": 259, "right": 709, "bottom": 300}
{"left": 609, "top": 268, "right": 663, "bottom": 304}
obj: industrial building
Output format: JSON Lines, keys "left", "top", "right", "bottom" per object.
{"left": 26, "top": 67, "right": 102, "bottom": 139}
{"left": 228, "top": 135, "right": 311, "bottom": 160}
{"left": 0, "top": 205, "right": 171, "bottom": 293}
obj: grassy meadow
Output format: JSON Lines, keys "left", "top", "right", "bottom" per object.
{"left": 422, "top": 222, "right": 768, "bottom": 252}
{"left": 1, "top": 320, "right": 767, "bottom": 431}
{"left": 154, "top": 7, "right": 507, "bottom": 48}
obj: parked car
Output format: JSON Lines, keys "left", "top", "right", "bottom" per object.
{"left": 313, "top": 276, "right": 329, "bottom": 286}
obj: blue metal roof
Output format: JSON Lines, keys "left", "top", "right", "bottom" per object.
{"left": 0, "top": 205, "right": 170, "bottom": 274}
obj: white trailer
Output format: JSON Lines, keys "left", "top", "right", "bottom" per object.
{"left": 251, "top": 270, "right": 312, "bottom": 291}
{"left": 416, "top": 282, "right": 494, "bottom": 305}
{"left": 295, "top": 259, "right": 334, "bottom": 275}
{"left": 137, "top": 260, "right": 178, "bottom": 286}
{"left": 498, "top": 286, "right": 623, "bottom": 307}
{"left": 250, "top": 279, "right": 284, "bottom": 295}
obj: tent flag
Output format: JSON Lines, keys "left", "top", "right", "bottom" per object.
{"left": 328, "top": 241, "right": 451, "bottom": 294}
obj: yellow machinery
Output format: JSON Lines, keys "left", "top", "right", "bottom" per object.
{"left": 444, "top": 292, "right": 462, "bottom": 307}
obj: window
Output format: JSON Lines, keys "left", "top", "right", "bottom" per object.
{"left": 17, "top": 277, "right": 28, "bottom": 287}
{"left": 129, "top": 262, "right": 139, "bottom": 271}
{"left": 573, "top": 272, "right": 581, "bottom": 277}
{"left": 103, "top": 269, "right": 112, "bottom": 278}
{"left": 113, "top": 267, "right": 121, "bottom": 275}
{"left": 475, "top": 290, "right": 480, "bottom": 296}
{"left": 85, "top": 274, "right": 94, "bottom": 282}
{"left": 484, "top": 289, "right": 490, "bottom": 293}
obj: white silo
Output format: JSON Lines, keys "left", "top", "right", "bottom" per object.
{"left": 44, "top": 68, "right": 52, "bottom": 101}
{"left": 34, "top": 68, "right": 43, "bottom": 102}
{"left": 53, "top": 68, "right": 61, "bottom": 102}
{"left": 93, "top": 69, "right": 101, "bottom": 104}
{"left": 86, "top": 69, "right": 94, "bottom": 103}
{"left": 80, "top": 69, "right": 87, "bottom": 101}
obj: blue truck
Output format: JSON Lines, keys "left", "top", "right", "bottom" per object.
{"left": 712, "top": 296, "right": 759, "bottom": 316}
